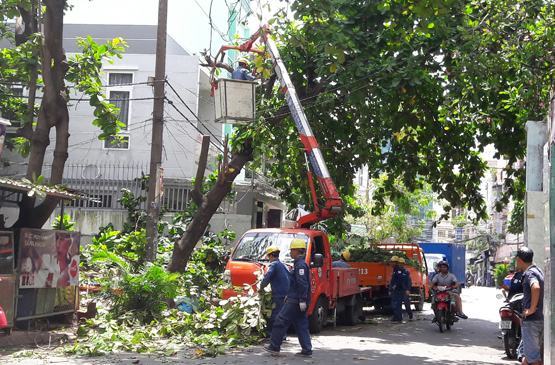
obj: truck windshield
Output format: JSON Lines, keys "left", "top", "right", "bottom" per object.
{"left": 232, "top": 232, "right": 309, "bottom": 263}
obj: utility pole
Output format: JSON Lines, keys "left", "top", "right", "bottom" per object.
{"left": 145, "top": 0, "right": 168, "bottom": 262}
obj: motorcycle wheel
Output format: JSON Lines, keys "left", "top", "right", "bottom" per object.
{"left": 503, "top": 331, "right": 517, "bottom": 359}
{"left": 446, "top": 311, "right": 452, "bottom": 330}
{"left": 438, "top": 310, "right": 445, "bottom": 333}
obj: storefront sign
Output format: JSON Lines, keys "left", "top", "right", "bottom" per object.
{"left": 19, "top": 229, "right": 80, "bottom": 289}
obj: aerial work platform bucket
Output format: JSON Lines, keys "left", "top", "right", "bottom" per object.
{"left": 214, "top": 78, "right": 256, "bottom": 125}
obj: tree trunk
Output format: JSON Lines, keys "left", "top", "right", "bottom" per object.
{"left": 167, "top": 144, "right": 253, "bottom": 273}
{"left": 14, "top": 0, "right": 69, "bottom": 229}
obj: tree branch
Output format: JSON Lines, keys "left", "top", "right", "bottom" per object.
{"left": 191, "top": 135, "right": 210, "bottom": 206}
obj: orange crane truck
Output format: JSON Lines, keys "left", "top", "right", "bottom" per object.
{"left": 348, "top": 243, "right": 429, "bottom": 312}
{"left": 214, "top": 26, "right": 371, "bottom": 333}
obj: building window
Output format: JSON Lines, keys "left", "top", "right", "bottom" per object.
{"left": 109, "top": 90, "right": 130, "bottom": 128}
{"left": 109, "top": 73, "right": 133, "bottom": 86}
{"left": 104, "top": 72, "right": 133, "bottom": 149}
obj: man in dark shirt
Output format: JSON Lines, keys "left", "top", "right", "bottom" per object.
{"left": 260, "top": 245, "right": 289, "bottom": 336}
{"left": 389, "top": 256, "right": 413, "bottom": 322}
{"left": 332, "top": 250, "right": 351, "bottom": 268}
{"left": 231, "top": 58, "right": 256, "bottom": 81}
{"left": 515, "top": 247, "right": 544, "bottom": 365}
{"left": 265, "top": 238, "right": 312, "bottom": 357}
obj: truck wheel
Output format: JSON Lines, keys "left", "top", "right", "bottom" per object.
{"left": 415, "top": 289, "right": 425, "bottom": 311}
{"left": 309, "top": 298, "right": 327, "bottom": 334}
{"left": 344, "top": 299, "right": 363, "bottom": 326}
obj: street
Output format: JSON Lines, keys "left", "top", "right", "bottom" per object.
{"left": 187, "top": 286, "right": 513, "bottom": 365}
{"left": 3, "top": 286, "right": 515, "bottom": 365}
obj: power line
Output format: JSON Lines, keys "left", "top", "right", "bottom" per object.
{"left": 163, "top": 94, "right": 277, "bottom": 192}
{"left": 0, "top": 93, "right": 162, "bottom": 102}
{"left": 0, "top": 79, "right": 164, "bottom": 88}
{"left": 66, "top": 117, "right": 153, "bottom": 149}
{"left": 192, "top": 0, "right": 229, "bottom": 43}
{"left": 165, "top": 80, "right": 222, "bottom": 143}
{"left": 164, "top": 96, "right": 225, "bottom": 154}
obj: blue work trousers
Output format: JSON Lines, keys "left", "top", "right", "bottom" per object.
{"left": 270, "top": 301, "right": 312, "bottom": 352}
{"left": 267, "top": 296, "right": 285, "bottom": 336}
{"left": 391, "top": 291, "right": 413, "bottom": 321}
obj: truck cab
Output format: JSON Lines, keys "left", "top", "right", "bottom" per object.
{"left": 223, "top": 228, "right": 370, "bottom": 333}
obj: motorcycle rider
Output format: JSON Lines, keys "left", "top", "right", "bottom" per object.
{"left": 431, "top": 261, "right": 468, "bottom": 319}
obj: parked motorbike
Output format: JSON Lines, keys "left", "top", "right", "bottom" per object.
{"left": 432, "top": 286, "right": 457, "bottom": 332}
{"left": 499, "top": 293, "right": 523, "bottom": 359}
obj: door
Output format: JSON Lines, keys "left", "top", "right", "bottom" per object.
{"left": 307, "top": 234, "right": 331, "bottom": 309}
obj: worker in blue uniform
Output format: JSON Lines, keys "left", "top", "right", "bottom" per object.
{"left": 260, "top": 245, "right": 290, "bottom": 336}
{"left": 231, "top": 57, "right": 256, "bottom": 81}
{"left": 389, "top": 256, "right": 413, "bottom": 322}
{"left": 264, "top": 238, "right": 313, "bottom": 357}
{"left": 332, "top": 249, "right": 351, "bottom": 268}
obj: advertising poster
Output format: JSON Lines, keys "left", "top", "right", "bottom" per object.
{"left": 19, "top": 229, "right": 80, "bottom": 289}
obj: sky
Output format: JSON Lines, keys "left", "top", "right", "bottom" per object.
{"left": 64, "top": 0, "right": 283, "bottom": 55}
{"left": 65, "top": 0, "right": 225, "bottom": 55}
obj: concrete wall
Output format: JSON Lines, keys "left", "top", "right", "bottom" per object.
{"left": 525, "top": 121, "right": 548, "bottom": 265}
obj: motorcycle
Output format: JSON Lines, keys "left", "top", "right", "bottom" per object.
{"left": 499, "top": 293, "right": 523, "bottom": 359}
{"left": 432, "top": 286, "right": 457, "bottom": 332}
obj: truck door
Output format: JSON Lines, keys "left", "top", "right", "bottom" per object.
{"left": 308, "top": 234, "right": 331, "bottom": 308}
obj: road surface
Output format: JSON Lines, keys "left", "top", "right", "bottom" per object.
{"left": 2, "top": 286, "right": 515, "bottom": 365}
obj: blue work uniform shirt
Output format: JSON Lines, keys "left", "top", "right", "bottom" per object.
{"left": 332, "top": 260, "right": 350, "bottom": 268}
{"left": 522, "top": 265, "right": 544, "bottom": 321}
{"left": 286, "top": 255, "right": 311, "bottom": 304}
{"left": 260, "top": 259, "right": 290, "bottom": 298}
{"left": 231, "top": 66, "right": 255, "bottom": 81}
{"left": 390, "top": 265, "right": 412, "bottom": 293}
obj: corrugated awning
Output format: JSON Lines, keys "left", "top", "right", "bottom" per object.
{"left": 0, "top": 177, "right": 84, "bottom": 200}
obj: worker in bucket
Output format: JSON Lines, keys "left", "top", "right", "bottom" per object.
{"left": 265, "top": 238, "right": 312, "bottom": 357}
{"left": 231, "top": 57, "right": 256, "bottom": 81}
{"left": 260, "top": 245, "right": 290, "bottom": 336}
{"left": 389, "top": 256, "right": 413, "bottom": 322}
{"left": 332, "top": 249, "right": 351, "bottom": 268}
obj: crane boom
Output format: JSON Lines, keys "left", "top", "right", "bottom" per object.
{"left": 213, "top": 26, "right": 343, "bottom": 227}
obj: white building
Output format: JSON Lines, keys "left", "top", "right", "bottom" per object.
{"left": 0, "top": 21, "right": 285, "bottom": 241}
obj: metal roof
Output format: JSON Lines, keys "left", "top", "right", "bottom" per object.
{"left": 0, "top": 24, "right": 188, "bottom": 56}
{"left": 0, "top": 177, "right": 83, "bottom": 200}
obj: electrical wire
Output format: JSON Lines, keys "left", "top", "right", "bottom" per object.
{"left": 165, "top": 80, "right": 222, "bottom": 143}
{"left": 0, "top": 93, "right": 162, "bottom": 102}
{"left": 66, "top": 117, "right": 153, "bottom": 149}
{"left": 0, "top": 79, "right": 164, "bottom": 88}
{"left": 192, "top": 0, "right": 229, "bottom": 43}
{"left": 164, "top": 96, "right": 225, "bottom": 154}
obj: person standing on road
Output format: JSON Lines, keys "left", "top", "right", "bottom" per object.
{"left": 260, "top": 245, "right": 290, "bottom": 336}
{"left": 389, "top": 256, "right": 413, "bottom": 322}
{"left": 515, "top": 247, "right": 544, "bottom": 365}
{"left": 265, "top": 238, "right": 312, "bottom": 357}
{"left": 431, "top": 261, "right": 468, "bottom": 319}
